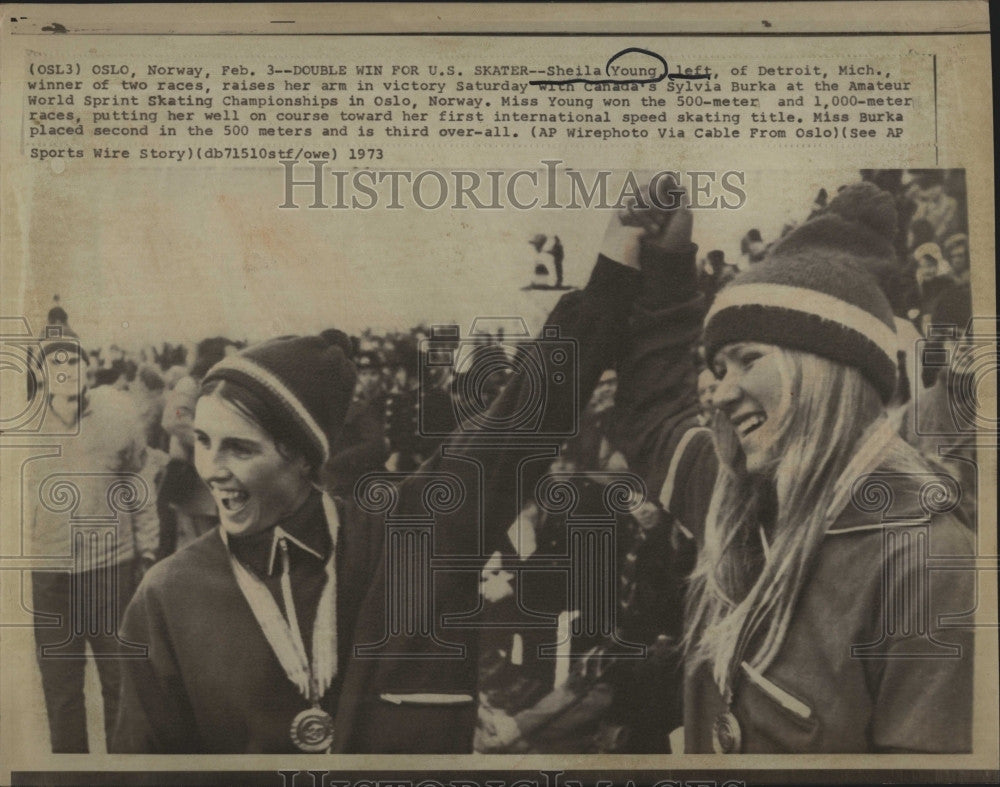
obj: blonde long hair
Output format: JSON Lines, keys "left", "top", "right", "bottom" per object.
{"left": 684, "top": 347, "right": 916, "bottom": 691}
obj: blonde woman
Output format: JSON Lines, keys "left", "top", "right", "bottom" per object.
{"left": 613, "top": 181, "right": 974, "bottom": 753}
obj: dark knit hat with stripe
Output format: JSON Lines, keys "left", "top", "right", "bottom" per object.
{"left": 704, "top": 182, "right": 899, "bottom": 403}
{"left": 202, "top": 334, "right": 356, "bottom": 463}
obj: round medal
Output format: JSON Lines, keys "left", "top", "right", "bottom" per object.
{"left": 290, "top": 706, "right": 335, "bottom": 753}
{"left": 712, "top": 710, "right": 742, "bottom": 754}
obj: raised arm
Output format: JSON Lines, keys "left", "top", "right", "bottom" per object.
{"left": 338, "top": 205, "right": 649, "bottom": 753}
{"left": 611, "top": 188, "right": 717, "bottom": 529}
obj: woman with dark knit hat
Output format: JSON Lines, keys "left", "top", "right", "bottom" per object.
{"left": 111, "top": 208, "right": 650, "bottom": 753}
{"left": 111, "top": 334, "right": 372, "bottom": 753}
{"left": 611, "top": 181, "right": 974, "bottom": 753}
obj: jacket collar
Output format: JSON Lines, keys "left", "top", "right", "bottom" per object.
{"left": 825, "top": 415, "right": 929, "bottom": 537}
{"left": 227, "top": 488, "right": 330, "bottom": 577}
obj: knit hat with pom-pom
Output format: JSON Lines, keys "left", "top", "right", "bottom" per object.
{"left": 202, "top": 333, "right": 357, "bottom": 463}
{"left": 704, "top": 181, "right": 899, "bottom": 402}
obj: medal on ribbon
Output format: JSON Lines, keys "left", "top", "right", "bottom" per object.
{"left": 712, "top": 709, "right": 742, "bottom": 753}
{"left": 714, "top": 637, "right": 746, "bottom": 754}
{"left": 224, "top": 492, "right": 341, "bottom": 753}
{"left": 290, "top": 705, "right": 335, "bottom": 753}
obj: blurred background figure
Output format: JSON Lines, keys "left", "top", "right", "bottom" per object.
{"left": 942, "top": 232, "right": 970, "bottom": 285}
{"left": 548, "top": 234, "right": 565, "bottom": 288}
{"left": 26, "top": 332, "right": 159, "bottom": 753}
{"left": 906, "top": 170, "right": 960, "bottom": 247}
{"left": 696, "top": 367, "right": 717, "bottom": 426}
{"left": 325, "top": 349, "right": 389, "bottom": 498}
{"left": 739, "top": 228, "right": 767, "bottom": 265}
{"left": 526, "top": 233, "right": 572, "bottom": 290}
{"left": 697, "top": 249, "right": 737, "bottom": 304}
{"left": 558, "top": 368, "right": 620, "bottom": 473}
{"left": 132, "top": 364, "right": 169, "bottom": 452}
{"left": 529, "top": 233, "right": 552, "bottom": 288}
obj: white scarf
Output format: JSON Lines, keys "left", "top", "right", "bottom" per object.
{"left": 221, "top": 492, "right": 340, "bottom": 703}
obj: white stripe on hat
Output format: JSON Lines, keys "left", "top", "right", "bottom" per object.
{"left": 209, "top": 355, "right": 330, "bottom": 461}
{"left": 706, "top": 282, "right": 898, "bottom": 364}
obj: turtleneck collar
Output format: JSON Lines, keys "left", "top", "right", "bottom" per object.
{"left": 227, "top": 488, "right": 330, "bottom": 577}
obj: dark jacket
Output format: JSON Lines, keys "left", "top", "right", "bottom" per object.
{"left": 332, "top": 255, "right": 641, "bottom": 753}
{"left": 111, "top": 494, "right": 382, "bottom": 753}
{"left": 682, "top": 490, "right": 974, "bottom": 753}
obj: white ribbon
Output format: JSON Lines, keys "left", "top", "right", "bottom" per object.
{"left": 222, "top": 492, "right": 340, "bottom": 703}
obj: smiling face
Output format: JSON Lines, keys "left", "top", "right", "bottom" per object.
{"left": 711, "top": 342, "right": 792, "bottom": 474}
{"left": 193, "top": 392, "right": 312, "bottom": 538}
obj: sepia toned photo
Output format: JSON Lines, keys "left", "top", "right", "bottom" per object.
{"left": 0, "top": 3, "right": 996, "bottom": 786}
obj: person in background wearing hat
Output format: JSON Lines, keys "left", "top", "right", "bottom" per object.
{"left": 25, "top": 337, "right": 160, "bottom": 752}
{"left": 739, "top": 228, "right": 767, "bottom": 265}
{"left": 609, "top": 181, "right": 973, "bottom": 752}
{"left": 324, "top": 349, "right": 389, "bottom": 497}
{"left": 111, "top": 203, "right": 648, "bottom": 753}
